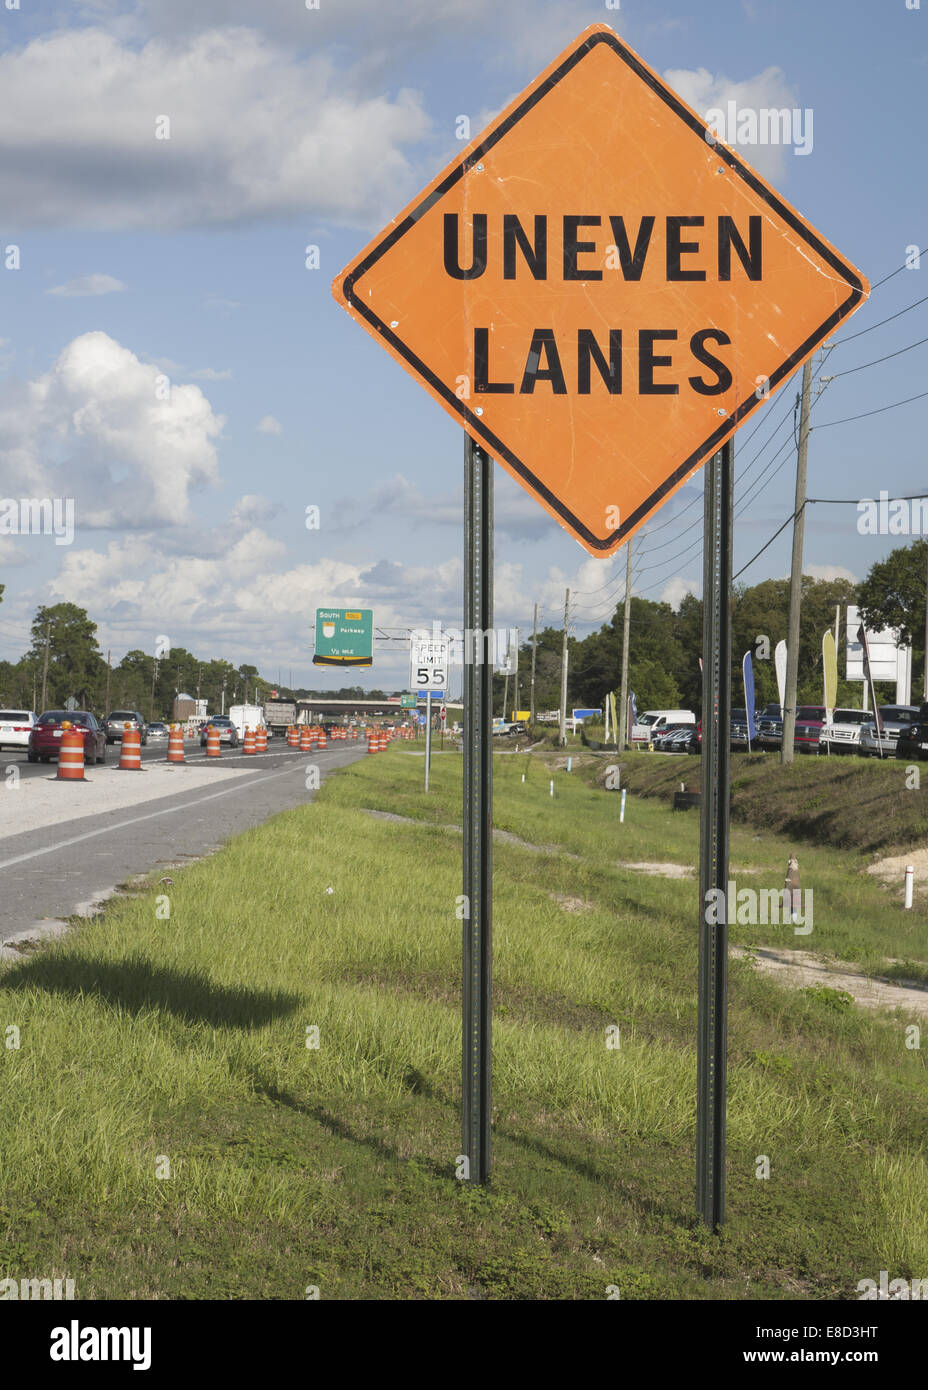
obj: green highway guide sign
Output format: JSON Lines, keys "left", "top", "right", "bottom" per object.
{"left": 313, "top": 608, "right": 373, "bottom": 668}
{"left": 400, "top": 694, "right": 418, "bottom": 708}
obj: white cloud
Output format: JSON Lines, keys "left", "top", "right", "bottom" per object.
{"left": 257, "top": 415, "right": 282, "bottom": 436}
{"left": 0, "top": 331, "right": 223, "bottom": 529}
{"left": 662, "top": 65, "right": 803, "bottom": 182}
{"left": 47, "top": 273, "right": 127, "bottom": 297}
{"left": 152, "top": 357, "right": 232, "bottom": 382}
{"left": 661, "top": 577, "right": 700, "bottom": 609}
{"left": 805, "top": 564, "right": 857, "bottom": 584}
{"left": 0, "top": 26, "right": 431, "bottom": 229}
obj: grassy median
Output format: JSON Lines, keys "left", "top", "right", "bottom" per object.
{"left": 0, "top": 747, "right": 926, "bottom": 1299}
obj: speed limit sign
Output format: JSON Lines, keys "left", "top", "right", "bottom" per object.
{"left": 409, "top": 636, "right": 449, "bottom": 692}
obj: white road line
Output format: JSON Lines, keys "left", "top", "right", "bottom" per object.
{"left": 0, "top": 752, "right": 356, "bottom": 871}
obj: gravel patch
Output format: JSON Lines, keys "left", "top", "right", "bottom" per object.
{"left": 4, "top": 761, "right": 254, "bottom": 837}
{"left": 616, "top": 860, "right": 694, "bottom": 878}
{"left": 731, "top": 945, "right": 928, "bottom": 1018}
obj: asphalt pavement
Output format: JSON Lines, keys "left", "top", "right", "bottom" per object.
{"left": 0, "top": 739, "right": 366, "bottom": 947}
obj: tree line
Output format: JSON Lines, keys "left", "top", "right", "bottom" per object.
{"left": 0, "top": 538, "right": 924, "bottom": 717}
{"left": 500, "top": 541, "right": 928, "bottom": 716}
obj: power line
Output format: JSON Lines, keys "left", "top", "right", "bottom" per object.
{"left": 815, "top": 386, "right": 928, "bottom": 428}
{"left": 869, "top": 244, "right": 928, "bottom": 293}
{"left": 732, "top": 507, "right": 802, "bottom": 581}
{"left": 825, "top": 332, "right": 928, "bottom": 378}
{"left": 828, "top": 291, "right": 928, "bottom": 347}
{"left": 807, "top": 492, "right": 928, "bottom": 504}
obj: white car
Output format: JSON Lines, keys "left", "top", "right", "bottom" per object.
{"left": 0, "top": 709, "right": 37, "bottom": 750}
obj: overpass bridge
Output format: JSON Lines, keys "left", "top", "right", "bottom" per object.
{"left": 296, "top": 697, "right": 463, "bottom": 721}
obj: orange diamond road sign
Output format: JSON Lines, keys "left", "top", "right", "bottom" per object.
{"left": 333, "top": 24, "right": 868, "bottom": 556}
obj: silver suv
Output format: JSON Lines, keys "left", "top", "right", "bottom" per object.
{"left": 859, "top": 705, "right": 918, "bottom": 757}
{"left": 103, "top": 710, "right": 149, "bottom": 745}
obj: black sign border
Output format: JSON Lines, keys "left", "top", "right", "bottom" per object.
{"left": 340, "top": 28, "right": 866, "bottom": 552}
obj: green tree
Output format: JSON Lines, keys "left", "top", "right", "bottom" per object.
{"left": 857, "top": 538, "right": 928, "bottom": 698}
{"left": 29, "top": 603, "right": 106, "bottom": 710}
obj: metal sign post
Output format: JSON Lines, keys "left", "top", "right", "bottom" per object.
{"left": 462, "top": 434, "right": 493, "bottom": 1185}
{"left": 425, "top": 691, "right": 432, "bottom": 792}
{"left": 697, "top": 438, "right": 733, "bottom": 1228}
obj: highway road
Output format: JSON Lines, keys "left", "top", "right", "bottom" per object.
{"left": 0, "top": 738, "right": 366, "bottom": 949}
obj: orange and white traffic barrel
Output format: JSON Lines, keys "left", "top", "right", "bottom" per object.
{"left": 288, "top": 726, "right": 299, "bottom": 747}
{"left": 299, "top": 727, "right": 311, "bottom": 751}
{"left": 256, "top": 726, "right": 268, "bottom": 752}
{"left": 243, "top": 727, "right": 256, "bottom": 755}
{"left": 206, "top": 725, "right": 221, "bottom": 758}
{"left": 57, "top": 724, "right": 85, "bottom": 781}
{"left": 120, "top": 725, "right": 142, "bottom": 770}
{"left": 167, "top": 724, "right": 185, "bottom": 763}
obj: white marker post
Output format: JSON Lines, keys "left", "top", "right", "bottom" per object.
{"left": 620, "top": 788, "right": 627, "bottom": 823}
{"left": 905, "top": 865, "right": 914, "bottom": 910}
{"left": 549, "top": 780, "right": 554, "bottom": 797}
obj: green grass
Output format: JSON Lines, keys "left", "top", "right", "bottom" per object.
{"left": 0, "top": 747, "right": 926, "bottom": 1299}
{"left": 615, "top": 748, "right": 928, "bottom": 856}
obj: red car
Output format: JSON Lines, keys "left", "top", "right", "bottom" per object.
{"left": 28, "top": 710, "right": 107, "bottom": 764}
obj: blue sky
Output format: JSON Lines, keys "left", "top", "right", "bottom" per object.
{"left": 0, "top": 0, "right": 925, "bottom": 692}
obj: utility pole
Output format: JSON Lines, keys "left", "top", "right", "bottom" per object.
{"left": 559, "top": 588, "right": 570, "bottom": 746}
{"left": 150, "top": 657, "right": 158, "bottom": 722}
{"left": 105, "top": 650, "right": 111, "bottom": 714}
{"left": 618, "top": 538, "right": 633, "bottom": 750}
{"left": 781, "top": 359, "right": 813, "bottom": 765}
{"left": 40, "top": 618, "right": 50, "bottom": 711}
{"left": 530, "top": 602, "right": 538, "bottom": 728}
{"left": 502, "top": 671, "right": 509, "bottom": 723}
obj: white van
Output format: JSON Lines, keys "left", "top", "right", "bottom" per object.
{"left": 631, "top": 709, "right": 696, "bottom": 741}
{"left": 228, "top": 704, "right": 265, "bottom": 739}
